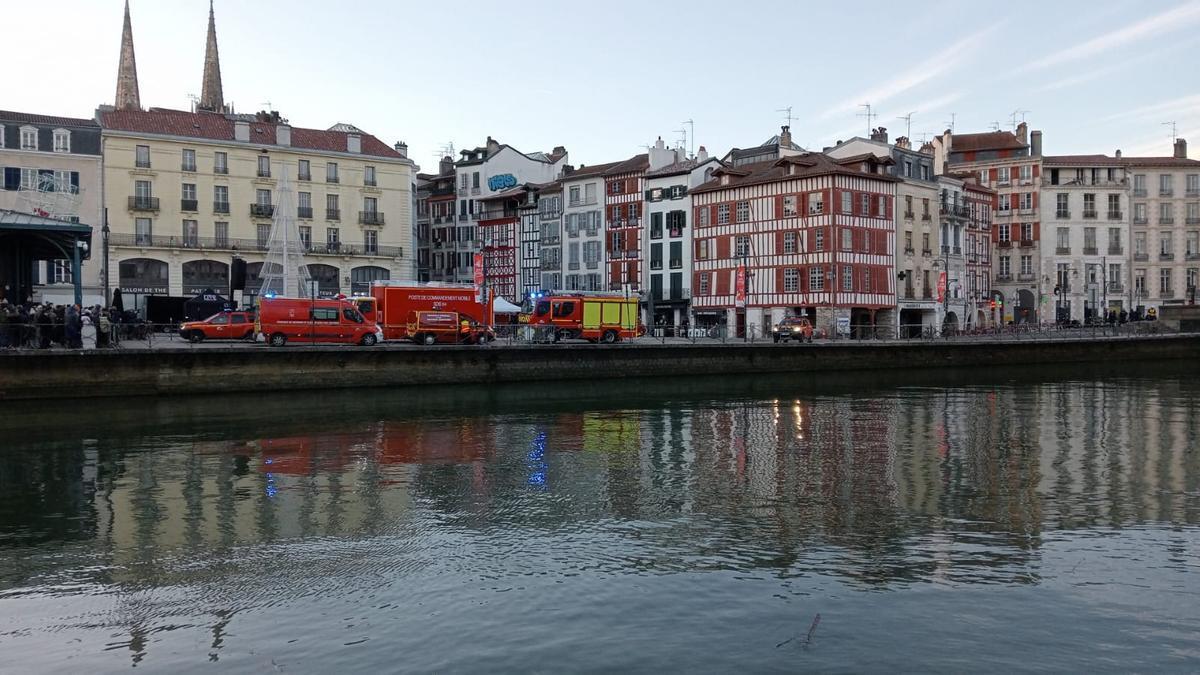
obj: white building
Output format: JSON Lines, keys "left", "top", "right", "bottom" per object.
{"left": 1040, "top": 155, "right": 1129, "bottom": 323}
{"left": 935, "top": 175, "right": 972, "bottom": 330}
{"left": 558, "top": 162, "right": 613, "bottom": 291}
{"left": 642, "top": 140, "right": 719, "bottom": 330}
{"left": 452, "top": 137, "right": 566, "bottom": 285}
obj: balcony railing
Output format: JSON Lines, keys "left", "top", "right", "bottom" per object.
{"left": 904, "top": 211, "right": 914, "bottom": 220}
{"left": 669, "top": 259, "right": 683, "bottom": 269}
{"left": 298, "top": 206, "right": 313, "bottom": 219}
{"left": 213, "top": 201, "right": 230, "bottom": 214}
{"left": 1160, "top": 189, "right": 1174, "bottom": 197}
{"left": 1018, "top": 208, "right": 1036, "bottom": 216}
{"left": 1134, "top": 252, "right": 1149, "bottom": 261}
{"left": 327, "top": 176, "right": 340, "bottom": 184}
{"left": 921, "top": 212, "right": 931, "bottom": 221}
{"left": 1017, "top": 273, "right": 1036, "bottom": 282}
{"left": 1082, "top": 210, "right": 1098, "bottom": 219}
{"left": 107, "top": 233, "right": 401, "bottom": 257}
{"left": 995, "top": 274, "right": 1013, "bottom": 282}
{"left": 1160, "top": 217, "right": 1175, "bottom": 225}
{"left": 1160, "top": 252, "right": 1175, "bottom": 261}
{"left": 1134, "top": 188, "right": 1147, "bottom": 197}
{"left": 1187, "top": 188, "right": 1200, "bottom": 198}
{"left": 477, "top": 209, "right": 518, "bottom": 221}
{"left": 298, "top": 171, "right": 311, "bottom": 181}
{"left": 365, "top": 179, "right": 377, "bottom": 187}
{"left": 1134, "top": 216, "right": 1148, "bottom": 224}
{"left": 180, "top": 199, "right": 198, "bottom": 212}
{"left": 182, "top": 163, "right": 196, "bottom": 173}
{"left": 250, "top": 204, "right": 274, "bottom": 218}
{"left": 650, "top": 260, "right": 663, "bottom": 270}
{"left": 540, "top": 259, "right": 560, "bottom": 271}
{"left": 1083, "top": 246, "right": 1098, "bottom": 255}
{"left": 1019, "top": 239, "right": 1035, "bottom": 248}
{"left": 540, "top": 235, "right": 561, "bottom": 246}
{"left": 214, "top": 165, "right": 228, "bottom": 175}
{"left": 1189, "top": 251, "right": 1200, "bottom": 260}
{"left": 921, "top": 248, "right": 932, "bottom": 256}
{"left": 1108, "top": 246, "right": 1124, "bottom": 255}
{"left": 1056, "top": 247, "right": 1071, "bottom": 255}
{"left": 128, "top": 196, "right": 159, "bottom": 211}
{"left": 257, "top": 169, "right": 271, "bottom": 178}
{"left": 1056, "top": 210, "right": 1070, "bottom": 219}
{"left": 327, "top": 208, "right": 341, "bottom": 221}
{"left": 998, "top": 240, "right": 1013, "bottom": 248}
{"left": 359, "top": 211, "right": 386, "bottom": 225}
{"left": 1160, "top": 289, "right": 1175, "bottom": 299}
{"left": 904, "top": 247, "right": 915, "bottom": 255}
{"left": 1187, "top": 217, "right": 1200, "bottom": 224}
{"left": 1107, "top": 211, "right": 1123, "bottom": 220}
{"left": 1109, "top": 283, "right": 1124, "bottom": 293}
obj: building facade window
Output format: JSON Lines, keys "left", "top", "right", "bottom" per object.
{"left": 717, "top": 204, "right": 730, "bottom": 225}
{"left": 364, "top": 165, "right": 376, "bottom": 187}
{"left": 182, "top": 148, "right": 196, "bottom": 171}
{"left": 784, "top": 268, "right": 799, "bottom": 292}
{"left": 809, "top": 267, "right": 824, "bottom": 291}
{"left": 20, "top": 127, "right": 37, "bottom": 150}
{"left": 214, "top": 152, "right": 228, "bottom": 174}
{"left": 735, "top": 201, "right": 750, "bottom": 223}
{"left": 734, "top": 235, "right": 750, "bottom": 257}
{"left": 783, "top": 195, "right": 797, "bottom": 217}
{"left": 52, "top": 129, "right": 70, "bottom": 153}
{"left": 257, "top": 155, "right": 271, "bottom": 178}
{"left": 364, "top": 230, "right": 378, "bottom": 254}
{"left": 214, "top": 221, "right": 228, "bottom": 248}
{"left": 326, "top": 162, "right": 339, "bottom": 183}
{"left": 783, "top": 231, "right": 797, "bottom": 254}
{"left": 135, "top": 144, "right": 151, "bottom": 168}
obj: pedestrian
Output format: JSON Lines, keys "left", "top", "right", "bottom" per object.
{"left": 1119, "top": 309, "right": 1128, "bottom": 324}
{"left": 81, "top": 310, "right": 96, "bottom": 350}
{"left": 97, "top": 308, "right": 110, "bottom": 348}
{"left": 0, "top": 301, "right": 9, "bottom": 349}
{"left": 37, "top": 306, "right": 52, "bottom": 349}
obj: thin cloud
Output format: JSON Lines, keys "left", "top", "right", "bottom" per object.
{"left": 1099, "top": 94, "right": 1200, "bottom": 123}
{"left": 818, "top": 24, "right": 1002, "bottom": 121}
{"left": 1124, "top": 126, "right": 1198, "bottom": 157}
{"left": 1019, "top": 1, "right": 1200, "bottom": 72}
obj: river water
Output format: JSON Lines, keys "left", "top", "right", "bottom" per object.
{"left": 1, "top": 365, "right": 1198, "bottom": 672}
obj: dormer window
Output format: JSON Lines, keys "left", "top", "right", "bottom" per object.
{"left": 20, "top": 126, "right": 37, "bottom": 150}
{"left": 53, "top": 129, "right": 70, "bottom": 153}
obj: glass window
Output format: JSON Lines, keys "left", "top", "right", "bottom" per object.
{"left": 783, "top": 195, "right": 797, "bottom": 217}
{"left": 182, "top": 148, "right": 196, "bottom": 171}
{"left": 135, "top": 145, "right": 151, "bottom": 168}
{"left": 735, "top": 201, "right": 749, "bottom": 223}
{"left": 327, "top": 162, "right": 339, "bottom": 182}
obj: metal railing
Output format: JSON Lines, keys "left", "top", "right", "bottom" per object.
{"left": 250, "top": 204, "right": 274, "bottom": 218}
{"left": 359, "top": 211, "right": 386, "bottom": 225}
{"left": 298, "top": 206, "right": 313, "bottom": 219}
{"left": 327, "top": 208, "right": 341, "bottom": 221}
{"left": 181, "top": 199, "right": 198, "bottom": 212}
{"left": 128, "top": 196, "right": 159, "bottom": 211}
{"left": 213, "top": 201, "right": 230, "bottom": 214}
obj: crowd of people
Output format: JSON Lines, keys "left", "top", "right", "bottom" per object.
{"left": 0, "top": 301, "right": 131, "bottom": 350}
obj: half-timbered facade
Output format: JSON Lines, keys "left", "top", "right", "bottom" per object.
{"left": 476, "top": 186, "right": 523, "bottom": 303}
{"left": 603, "top": 154, "right": 649, "bottom": 293}
{"left": 961, "top": 179, "right": 996, "bottom": 326}
{"left": 691, "top": 153, "right": 899, "bottom": 338}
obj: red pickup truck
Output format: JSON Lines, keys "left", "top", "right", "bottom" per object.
{"left": 179, "top": 311, "right": 256, "bottom": 342}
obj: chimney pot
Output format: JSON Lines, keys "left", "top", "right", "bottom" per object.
{"left": 1115, "top": 149, "right": 1122, "bottom": 159}
{"left": 1174, "top": 138, "right": 1188, "bottom": 159}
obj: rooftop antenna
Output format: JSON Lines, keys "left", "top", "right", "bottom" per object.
{"left": 776, "top": 106, "right": 795, "bottom": 128}
{"left": 897, "top": 112, "right": 915, "bottom": 140}
{"left": 944, "top": 113, "right": 956, "bottom": 133}
{"left": 989, "top": 121, "right": 1002, "bottom": 132}
{"left": 858, "top": 103, "right": 876, "bottom": 136}
{"left": 1163, "top": 121, "right": 1178, "bottom": 143}
{"left": 683, "top": 119, "right": 695, "bottom": 158}
{"left": 1009, "top": 109, "right": 1030, "bottom": 130}
{"left": 674, "top": 127, "right": 687, "bottom": 154}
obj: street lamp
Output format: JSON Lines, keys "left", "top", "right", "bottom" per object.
{"left": 101, "top": 211, "right": 111, "bottom": 306}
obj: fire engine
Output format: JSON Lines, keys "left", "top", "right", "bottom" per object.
{"left": 348, "top": 282, "right": 495, "bottom": 341}
{"left": 524, "top": 292, "right": 642, "bottom": 343}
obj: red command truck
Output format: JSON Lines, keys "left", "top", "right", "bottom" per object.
{"left": 357, "top": 282, "right": 494, "bottom": 342}
{"left": 256, "top": 296, "right": 382, "bottom": 347}
{"left": 525, "top": 293, "right": 642, "bottom": 343}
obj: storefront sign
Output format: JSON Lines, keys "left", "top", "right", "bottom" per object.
{"left": 488, "top": 174, "right": 517, "bottom": 191}
{"left": 120, "top": 285, "right": 168, "bottom": 294}
{"left": 735, "top": 265, "right": 747, "bottom": 308}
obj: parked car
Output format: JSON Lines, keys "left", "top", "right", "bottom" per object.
{"left": 179, "top": 311, "right": 256, "bottom": 342}
{"left": 772, "top": 316, "right": 814, "bottom": 343}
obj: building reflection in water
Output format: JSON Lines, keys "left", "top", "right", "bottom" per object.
{"left": 0, "top": 375, "right": 1198, "bottom": 667}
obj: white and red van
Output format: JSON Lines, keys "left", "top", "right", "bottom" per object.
{"left": 256, "top": 296, "right": 382, "bottom": 347}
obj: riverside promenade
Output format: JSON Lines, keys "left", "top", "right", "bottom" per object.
{"left": 2, "top": 331, "right": 1198, "bottom": 401}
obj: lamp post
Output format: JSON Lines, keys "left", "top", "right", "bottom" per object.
{"left": 101, "top": 210, "right": 110, "bottom": 306}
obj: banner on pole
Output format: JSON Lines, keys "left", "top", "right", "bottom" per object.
{"left": 735, "top": 265, "right": 747, "bottom": 308}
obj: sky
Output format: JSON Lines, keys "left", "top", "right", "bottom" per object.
{"left": 5, "top": 0, "right": 1200, "bottom": 171}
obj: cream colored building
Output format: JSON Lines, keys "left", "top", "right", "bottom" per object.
{"left": 99, "top": 108, "right": 415, "bottom": 307}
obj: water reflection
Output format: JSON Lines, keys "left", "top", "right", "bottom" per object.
{"left": 1, "top": 366, "right": 1199, "bottom": 670}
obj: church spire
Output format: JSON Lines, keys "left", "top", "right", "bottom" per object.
{"left": 198, "top": 0, "right": 226, "bottom": 113}
{"left": 114, "top": 0, "right": 141, "bottom": 110}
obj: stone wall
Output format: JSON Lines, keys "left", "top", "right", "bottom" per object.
{"left": 1, "top": 335, "right": 1197, "bottom": 401}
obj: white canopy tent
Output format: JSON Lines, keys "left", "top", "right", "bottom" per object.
{"left": 492, "top": 296, "right": 522, "bottom": 314}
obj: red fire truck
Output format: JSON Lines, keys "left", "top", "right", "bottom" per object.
{"left": 350, "top": 282, "right": 494, "bottom": 341}
{"left": 256, "top": 296, "right": 382, "bottom": 347}
{"left": 525, "top": 293, "right": 642, "bottom": 343}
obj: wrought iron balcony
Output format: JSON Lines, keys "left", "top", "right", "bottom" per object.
{"left": 250, "top": 204, "right": 274, "bottom": 218}
{"left": 359, "top": 211, "right": 386, "bottom": 225}
{"left": 1160, "top": 188, "right": 1174, "bottom": 197}
{"left": 214, "top": 165, "right": 228, "bottom": 175}
{"left": 181, "top": 162, "right": 196, "bottom": 172}
{"left": 327, "top": 208, "right": 341, "bottom": 221}
{"left": 1108, "top": 246, "right": 1123, "bottom": 255}
{"left": 1082, "top": 210, "right": 1098, "bottom": 219}
{"left": 1056, "top": 210, "right": 1070, "bottom": 219}
{"left": 1083, "top": 247, "right": 1098, "bottom": 255}
{"left": 128, "top": 196, "right": 159, "bottom": 211}
{"left": 1134, "top": 252, "right": 1149, "bottom": 261}
{"left": 1019, "top": 239, "right": 1035, "bottom": 248}
{"left": 213, "top": 201, "right": 230, "bottom": 214}
{"left": 298, "top": 206, "right": 313, "bottom": 219}
{"left": 257, "top": 168, "right": 271, "bottom": 178}
{"left": 365, "top": 178, "right": 377, "bottom": 187}
{"left": 1160, "top": 252, "right": 1175, "bottom": 261}
{"left": 1056, "top": 247, "right": 1071, "bottom": 255}
{"left": 1133, "top": 188, "right": 1147, "bottom": 197}
{"left": 180, "top": 199, "right": 198, "bottom": 212}
{"left": 298, "top": 172, "right": 311, "bottom": 181}
{"left": 1108, "top": 211, "right": 1123, "bottom": 220}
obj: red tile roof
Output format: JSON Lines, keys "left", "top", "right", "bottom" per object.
{"left": 562, "top": 159, "right": 627, "bottom": 180}
{"left": 692, "top": 153, "right": 899, "bottom": 194}
{"left": 99, "top": 108, "right": 405, "bottom": 160}
{"left": 1043, "top": 154, "right": 1122, "bottom": 166}
{"left": 952, "top": 131, "right": 1026, "bottom": 153}
{"left": 603, "top": 153, "right": 649, "bottom": 177}
{"left": 0, "top": 110, "right": 99, "bottom": 128}
{"left": 1120, "top": 155, "right": 1200, "bottom": 167}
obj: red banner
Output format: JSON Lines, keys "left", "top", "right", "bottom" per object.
{"left": 473, "top": 253, "right": 485, "bottom": 302}
{"left": 735, "top": 265, "right": 747, "bottom": 308}
{"left": 937, "top": 271, "right": 947, "bottom": 303}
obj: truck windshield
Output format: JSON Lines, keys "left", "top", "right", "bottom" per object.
{"left": 535, "top": 301, "right": 551, "bottom": 316}
{"left": 344, "top": 308, "right": 364, "bottom": 323}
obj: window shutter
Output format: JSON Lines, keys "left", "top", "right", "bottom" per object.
{"left": 4, "top": 167, "right": 19, "bottom": 190}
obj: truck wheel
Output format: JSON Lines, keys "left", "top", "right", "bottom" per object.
{"left": 423, "top": 333, "right": 436, "bottom": 346}
{"left": 360, "top": 333, "right": 378, "bottom": 346}
{"left": 269, "top": 333, "right": 287, "bottom": 347}
{"left": 189, "top": 331, "right": 204, "bottom": 343}
{"left": 601, "top": 330, "right": 617, "bottom": 344}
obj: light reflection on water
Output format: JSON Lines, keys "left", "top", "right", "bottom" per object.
{"left": 0, "top": 368, "right": 1198, "bottom": 672}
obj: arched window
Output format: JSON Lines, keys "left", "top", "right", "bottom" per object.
{"left": 182, "top": 260, "right": 229, "bottom": 295}
{"left": 305, "top": 263, "right": 340, "bottom": 297}
{"left": 350, "top": 265, "right": 389, "bottom": 294}
{"left": 244, "top": 262, "right": 265, "bottom": 296}
{"left": 118, "top": 258, "right": 169, "bottom": 294}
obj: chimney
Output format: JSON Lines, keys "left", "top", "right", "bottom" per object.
{"left": 394, "top": 141, "right": 408, "bottom": 158}
{"left": 919, "top": 142, "right": 935, "bottom": 156}
{"left": 440, "top": 156, "right": 454, "bottom": 175}
{"left": 551, "top": 145, "right": 566, "bottom": 159}
{"left": 275, "top": 124, "right": 291, "bottom": 147}
{"left": 1016, "top": 121, "right": 1029, "bottom": 145}
{"left": 779, "top": 125, "right": 792, "bottom": 149}
{"left": 1175, "top": 138, "right": 1188, "bottom": 159}
{"left": 870, "top": 127, "right": 888, "bottom": 144}
{"left": 649, "top": 135, "right": 676, "bottom": 171}
{"left": 347, "top": 133, "right": 361, "bottom": 154}
{"left": 234, "top": 120, "right": 249, "bottom": 142}
{"left": 561, "top": 165, "right": 575, "bottom": 177}
{"left": 486, "top": 136, "right": 500, "bottom": 155}
{"left": 895, "top": 136, "right": 911, "bottom": 150}
{"left": 1115, "top": 149, "right": 1122, "bottom": 159}
{"left": 1030, "top": 130, "right": 1043, "bottom": 157}
{"left": 697, "top": 146, "right": 709, "bottom": 162}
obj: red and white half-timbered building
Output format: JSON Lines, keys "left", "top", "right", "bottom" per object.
{"left": 690, "top": 153, "right": 899, "bottom": 337}
{"left": 604, "top": 154, "right": 650, "bottom": 292}
{"left": 476, "top": 186, "right": 524, "bottom": 302}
